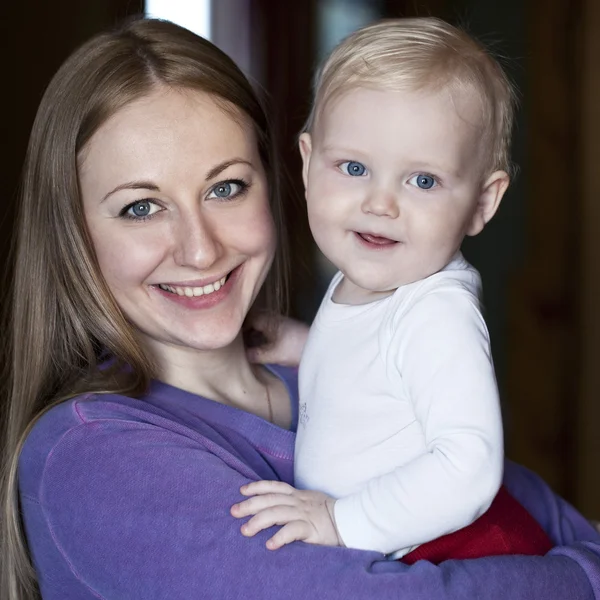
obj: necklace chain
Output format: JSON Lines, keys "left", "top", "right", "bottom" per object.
{"left": 264, "top": 382, "right": 273, "bottom": 424}
{"left": 253, "top": 365, "right": 273, "bottom": 424}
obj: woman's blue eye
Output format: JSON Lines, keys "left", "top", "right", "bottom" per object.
{"left": 121, "top": 200, "right": 160, "bottom": 220}
{"left": 214, "top": 182, "right": 233, "bottom": 197}
{"left": 208, "top": 180, "right": 246, "bottom": 200}
{"left": 409, "top": 174, "right": 437, "bottom": 190}
{"left": 131, "top": 201, "right": 151, "bottom": 216}
{"left": 340, "top": 161, "right": 367, "bottom": 177}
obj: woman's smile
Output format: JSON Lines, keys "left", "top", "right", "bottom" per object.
{"left": 152, "top": 265, "right": 242, "bottom": 309}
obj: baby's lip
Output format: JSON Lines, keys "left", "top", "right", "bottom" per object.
{"left": 355, "top": 231, "right": 399, "bottom": 244}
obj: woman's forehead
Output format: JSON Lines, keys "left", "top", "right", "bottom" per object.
{"left": 79, "top": 88, "right": 257, "bottom": 173}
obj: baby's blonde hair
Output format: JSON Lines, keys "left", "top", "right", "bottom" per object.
{"left": 305, "top": 17, "right": 516, "bottom": 175}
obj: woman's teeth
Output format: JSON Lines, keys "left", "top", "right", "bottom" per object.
{"left": 158, "top": 276, "right": 227, "bottom": 297}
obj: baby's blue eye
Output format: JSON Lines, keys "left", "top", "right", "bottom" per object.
{"left": 409, "top": 174, "right": 437, "bottom": 190}
{"left": 340, "top": 161, "right": 367, "bottom": 177}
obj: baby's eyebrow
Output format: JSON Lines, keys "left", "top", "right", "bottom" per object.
{"left": 319, "top": 144, "right": 367, "bottom": 158}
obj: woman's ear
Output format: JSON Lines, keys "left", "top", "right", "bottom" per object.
{"left": 466, "top": 170, "right": 510, "bottom": 236}
{"left": 298, "top": 133, "right": 313, "bottom": 193}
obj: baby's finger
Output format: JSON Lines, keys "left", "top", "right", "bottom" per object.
{"left": 240, "top": 480, "right": 295, "bottom": 496}
{"left": 247, "top": 346, "right": 276, "bottom": 364}
{"left": 249, "top": 311, "right": 274, "bottom": 332}
{"left": 266, "top": 521, "right": 309, "bottom": 550}
{"left": 246, "top": 346, "right": 265, "bottom": 364}
{"left": 231, "top": 492, "right": 295, "bottom": 518}
{"left": 240, "top": 505, "right": 300, "bottom": 537}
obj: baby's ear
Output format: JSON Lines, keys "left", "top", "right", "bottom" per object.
{"left": 298, "top": 133, "right": 313, "bottom": 193}
{"left": 466, "top": 170, "right": 510, "bottom": 236}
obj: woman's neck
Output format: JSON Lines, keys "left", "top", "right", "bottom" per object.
{"left": 141, "top": 333, "right": 275, "bottom": 417}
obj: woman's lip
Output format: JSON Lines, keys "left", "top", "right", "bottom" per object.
{"left": 151, "top": 265, "right": 242, "bottom": 309}
{"left": 158, "top": 271, "right": 233, "bottom": 288}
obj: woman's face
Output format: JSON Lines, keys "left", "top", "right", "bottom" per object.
{"left": 80, "top": 87, "right": 276, "bottom": 358}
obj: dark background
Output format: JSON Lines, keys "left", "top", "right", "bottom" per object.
{"left": 3, "top": 0, "right": 599, "bottom": 518}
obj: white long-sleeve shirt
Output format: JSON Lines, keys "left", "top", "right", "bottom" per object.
{"left": 295, "top": 254, "right": 504, "bottom": 557}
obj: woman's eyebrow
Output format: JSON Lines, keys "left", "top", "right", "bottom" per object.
{"left": 205, "top": 158, "right": 254, "bottom": 180}
{"left": 100, "top": 159, "right": 254, "bottom": 202}
{"left": 102, "top": 181, "right": 159, "bottom": 203}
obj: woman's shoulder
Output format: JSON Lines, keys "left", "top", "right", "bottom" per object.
{"left": 17, "top": 394, "right": 140, "bottom": 493}
{"left": 22, "top": 391, "right": 169, "bottom": 443}
{"left": 18, "top": 391, "right": 205, "bottom": 500}
{"left": 18, "top": 373, "right": 299, "bottom": 501}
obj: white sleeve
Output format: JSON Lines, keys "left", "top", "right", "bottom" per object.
{"left": 333, "top": 288, "right": 504, "bottom": 555}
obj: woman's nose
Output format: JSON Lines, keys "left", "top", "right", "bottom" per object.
{"left": 172, "top": 211, "right": 220, "bottom": 270}
{"left": 360, "top": 188, "right": 400, "bottom": 219}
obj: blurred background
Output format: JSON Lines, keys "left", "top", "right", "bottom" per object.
{"left": 3, "top": 0, "right": 598, "bottom": 519}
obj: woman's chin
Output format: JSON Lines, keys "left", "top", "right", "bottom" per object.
{"left": 154, "top": 325, "right": 245, "bottom": 355}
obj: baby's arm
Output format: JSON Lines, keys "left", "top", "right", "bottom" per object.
{"left": 332, "top": 287, "right": 504, "bottom": 555}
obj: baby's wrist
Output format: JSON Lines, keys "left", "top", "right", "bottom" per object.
{"left": 325, "top": 497, "right": 345, "bottom": 547}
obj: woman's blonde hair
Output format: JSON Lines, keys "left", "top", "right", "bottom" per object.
{"left": 305, "top": 17, "right": 516, "bottom": 174}
{"left": 0, "top": 18, "right": 288, "bottom": 599}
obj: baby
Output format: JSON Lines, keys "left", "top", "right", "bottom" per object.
{"left": 233, "top": 17, "right": 552, "bottom": 562}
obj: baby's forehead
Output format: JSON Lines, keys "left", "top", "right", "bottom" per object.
{"left": 317, "top": 83, "right": 487, "bottom": 133}
{"left": 312, "top": 83, "right": 491, "bottom": 174}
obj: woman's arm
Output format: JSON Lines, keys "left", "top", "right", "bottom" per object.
{"left": 26, "top": 419, "right": 599, "bottom": 600}
{"left": 504, "top": 460, "right": 599, "bottom": 544}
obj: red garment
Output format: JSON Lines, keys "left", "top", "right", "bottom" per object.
{"left": 402, "top": 485, "right": 553, "bottom": 565}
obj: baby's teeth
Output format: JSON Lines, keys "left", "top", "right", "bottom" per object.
{"left": 203, "top": 283, "right": 214, "bottom": 294}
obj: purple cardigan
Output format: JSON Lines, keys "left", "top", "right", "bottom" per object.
{"left": 19, "top": 366, "right": 600, "bottom": 599}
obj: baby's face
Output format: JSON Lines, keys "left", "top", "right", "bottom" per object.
{"left": 300, "top": 86, "right": 506, "bottom": 304}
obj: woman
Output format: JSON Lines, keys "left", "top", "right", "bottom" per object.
{"left": 1, "top": 18, "right": 598, "bottom": 600}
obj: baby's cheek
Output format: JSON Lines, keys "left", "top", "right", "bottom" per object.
{"left": 306, "top": 197, "right": 335, "bottom": 229}
{"left": 307, "top": 221, "right": 339, "bottom": 267}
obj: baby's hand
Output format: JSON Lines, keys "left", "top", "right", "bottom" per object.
{"left": 231, "top": 480, "right": 343, "bottom": 549}
{"left": 245, "top": 314, "right": 309, "bottom": 367}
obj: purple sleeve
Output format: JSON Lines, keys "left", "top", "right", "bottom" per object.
{"left": 37, "top": 422, "right": 599, "bottom": 600}
{"left": 503, "top": 459, "right": 600, "bottom": 591}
